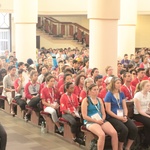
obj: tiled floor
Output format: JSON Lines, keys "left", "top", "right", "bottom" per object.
{"left": 0, "top": 110, "right": 82, "bottom": 150}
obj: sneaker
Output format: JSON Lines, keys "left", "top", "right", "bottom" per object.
{"left": 11, "top": 111, "right": 15, "bottom": 116}
{"left": 24, "top": 115, "right": 28, "bottom": 122}
{"left": 72, "top": 137, "right": 76, "bottom": 142}
{"left": 74, "top": 137, "right": 85, "bottom": 145}
{"left": 58, "top": 126, "right": 64, "bottom": 133}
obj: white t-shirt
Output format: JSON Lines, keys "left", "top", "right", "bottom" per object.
{"left": 38, "top": 74, "right": 44, "bottom": 84}
{"left": 134, "top": 91, "right": 150, "bottom": 114}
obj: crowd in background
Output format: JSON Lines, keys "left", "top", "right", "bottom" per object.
{"left": 1, "top": 47, "right": 150, "bottom": 150}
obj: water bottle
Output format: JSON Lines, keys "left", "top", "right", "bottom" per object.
{"left": 41, "top": 121, "right": 46, "bottom": 133}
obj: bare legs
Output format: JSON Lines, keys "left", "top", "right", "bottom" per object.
{"left": 125, "top": 139, "right": 134, "bottom": 150}
{"left": 88, "top": 122, "right": 118, "bottom": 150}
{"left": 101, "top": 122, "right": 118, "bottom": 150}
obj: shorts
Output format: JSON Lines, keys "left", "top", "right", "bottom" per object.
{"left": 85, "top": 122, "right": 94, "bottom": 129}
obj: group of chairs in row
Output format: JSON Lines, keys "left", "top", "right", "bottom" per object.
{"left": 0, "top": 86, "right": 86, "bottom": 148}
{"left": 0, "top": 87, "right": 146, "bottom": 150}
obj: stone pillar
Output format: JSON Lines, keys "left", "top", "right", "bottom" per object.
{"left": 118, "top": 0, "right": 137, "bottom": 59}
{"left": 88, "top": 0, "right": 120, "bottom": 75}
{"left": 13, "top": 0, "right": 38, "bottom": 62}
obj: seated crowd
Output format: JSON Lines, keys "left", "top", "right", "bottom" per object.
{"left": 1, "top": 47, "right": 150, "bottom": 150}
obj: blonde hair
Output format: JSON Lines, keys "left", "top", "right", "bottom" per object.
{"left": 105, "top": 66, "right": 112, "bottom": 73}
{"left": 83, "top": 77, "right": 94, "bottom": 92}
{"left": 108, "top": 77, "right": 121, "bottom": 93}
{"left": 135, "top": 80, "right": 149, "bottom": 93}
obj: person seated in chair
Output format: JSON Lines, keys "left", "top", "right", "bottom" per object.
{"left": 133, "top": 80, "right": 150, "bottom": 148}
{"left": 60, "top": 82, "right": 80, "bottom": 142}
{"left": 81, "top": 83, "right": 118, "bottom": 150}
{"left": 24, "top": 70, "right": 41, "bottom": 121}
{"left": 14, "top": 69, "right": 27, "bottom": 110}
{"left": 41, "top": 75, "right": 63, "bottom": 133}
{"left": 2, "top": 65, "right": 17, "bottom": 115}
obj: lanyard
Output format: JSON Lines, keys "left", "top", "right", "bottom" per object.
{"left": 66, "top": 93, "right": 76, "bottom": 110}
{"left": 116, "top": 99, "right": 121, "bottom": 109}
{"left": 114, "top": 94, "right": 121, "bottom": 109}
{"left": 78, "top": 86, "right": 82, "bottom": 92}
{"left": 48, "top": 87, "right": 54, "bottom": 103}
{"left": 90, "top": 97, "right": 101, "bottom": 115}
{"left": 94, "top": 103, "right": 100, "bottom": 113}
{"left": 123, "top": 84, "right": 133, "bottom": 98}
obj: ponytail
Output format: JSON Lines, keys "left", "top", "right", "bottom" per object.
{"left": 135, "top": 80, "right": 149, "bottom": 94}
{"left": 135, "top": 83, "right": 141, "bottom": 94}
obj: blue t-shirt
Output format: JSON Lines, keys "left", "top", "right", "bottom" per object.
{"left": 104, "top": 91, "right": 125, "bottom": 118}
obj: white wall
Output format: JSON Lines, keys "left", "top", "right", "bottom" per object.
{"left": 0, "top": 0, "right": 13, "bottom": 12}
{"left": 137, "top": 0, "right": 150, "bottom": 14}
{"left": 136, "top": 15, "right": 150, "bottom": 47}
{"left": 0, "top": 0, "right": 87, "bottom": 15}
{"left": 1, "top": 0, "right": 150, "bottom": 15}
{"left": 38, "top": 0, "right": 87, "bottom": 15}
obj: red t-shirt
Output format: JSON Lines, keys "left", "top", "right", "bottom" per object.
{"left": 98, "top": 88, "right": 108, "bottom": 102}
{"left": 14, "top": 78, "right": 20, "bottom": 92}
{"left": 139, "top": 63, "right": 144, "bottom": 69}
{"left": 60, "top": 93, "right": 79, "bottom": 114}
{"left": 143, "top": 75, "right": 149, "bottom": 80}
{"left": 40, "top": 82, "right": 47, "bottom": 90}
{"left": 103, "top": 76, "right": 107, "bottom": 83}
{"left": 131, "top": 78, "right": 142, "bottom": 87}
{"left": 57, "top": 78, "right": 64, "bottom": 89}
{"left": 24, "top": 81, "right": 41, "bottom": 99}
{"left": 59, "top": 84, "right": 65, "bottom": 95}
{"left": 41, "top": 87, "right": 59, "bottom": 109}
{"left": 79, "top": 90, "right": 87, "bottom": 103}
{"left": 120, "top": 84, "right": 135, "bottom": 100}
{"left": 74, "top": 86, "right": 83, "bottom": 98}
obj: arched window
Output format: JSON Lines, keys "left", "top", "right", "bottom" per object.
{"left": 0, "top": 13, "right": 11, "bottom": 54}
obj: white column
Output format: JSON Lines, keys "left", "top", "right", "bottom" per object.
{"left": 13, "top": 0, "right": 38, "bottom": 62}
{"left": 88, "top": 0, "right": 120, "bottom": 75}
{"left": 118, "top": 0, "right": 137, "bottom": 59}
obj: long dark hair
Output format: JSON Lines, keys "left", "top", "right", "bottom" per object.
{"left": 75, "top": 75, "right": 86, "bottom": 86}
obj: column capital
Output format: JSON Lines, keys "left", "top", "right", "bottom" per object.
{"left": 88, "top": 0, "right": 120, "bottom": 20}
{"left": 119, "top": 0, "right": 137, "bottom": 25}
{"left": 14, "top": 0, "right": 38, "bottom": 23}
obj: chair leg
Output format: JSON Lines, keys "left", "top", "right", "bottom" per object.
{"left": 4, "top": 101, "right": 10, "bottom": 114}
{"left": 85, "top": 132, "right": 95, "bottom": 150}
{"left": 0, "top": 99, "right": 4, "bottom": 109}
{"left": 30, "top": 111, "right": 39, "bottom": 126}
{"left": 63, "top": 123, "right": 73, "bottom": 143}
{"left": 16, "top": 105, "right": 25, "bottom": 119}
{"left": 45, "top": 115, "right": 55, "bottom": 133}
